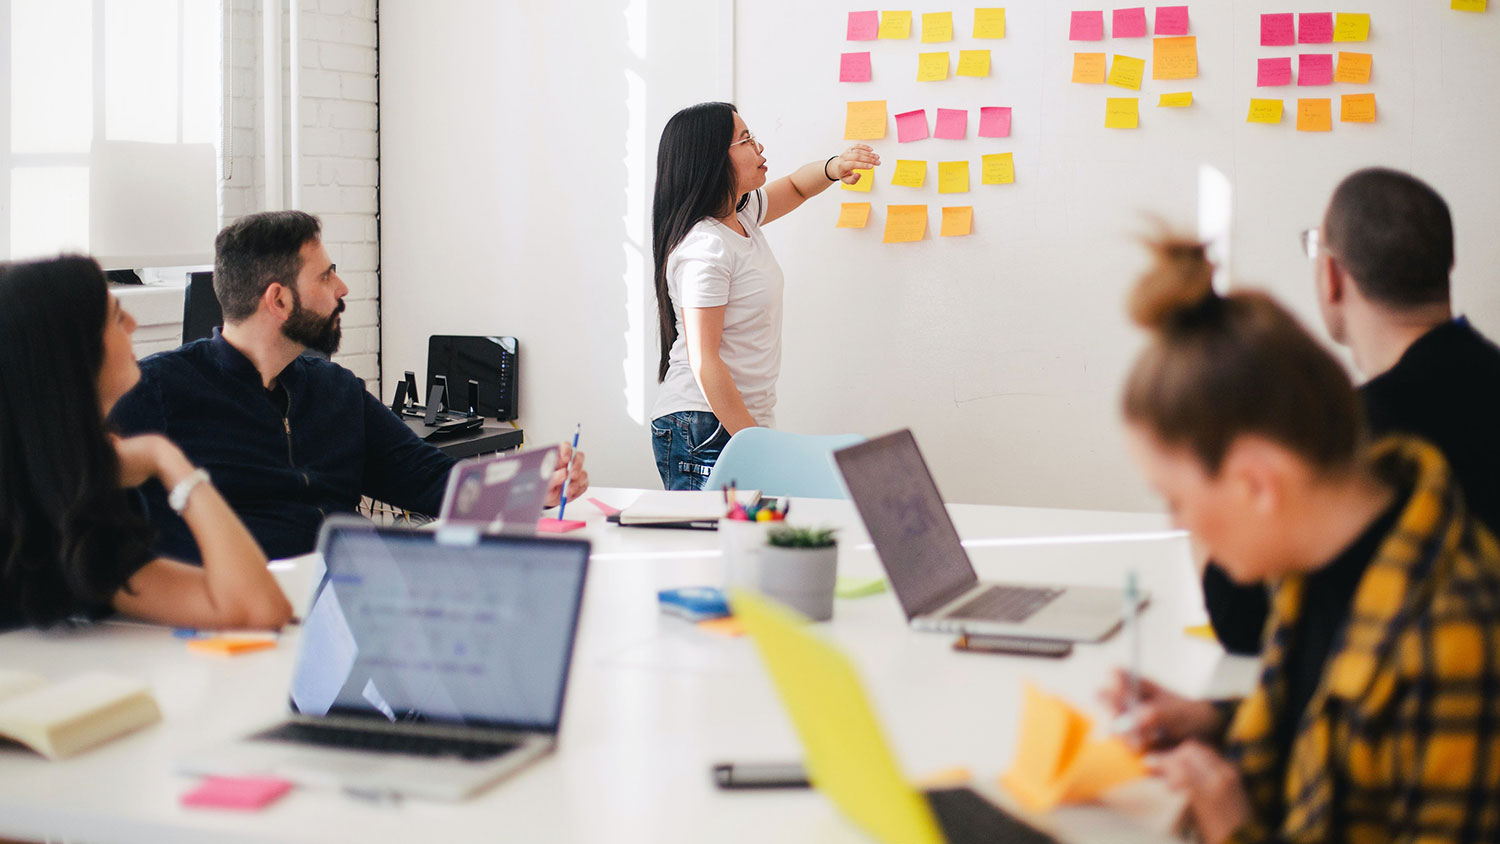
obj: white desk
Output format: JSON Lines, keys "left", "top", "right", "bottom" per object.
{"left": 0, "top": 489, "right": 1257, "bottom": 844}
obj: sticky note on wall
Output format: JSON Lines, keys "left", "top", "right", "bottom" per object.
{"left": 1113, "top": 7, "right": 1148, "bottom": 37}
{"left": 957, "top": 50, "right": 991, "bottom": 77}
{"left": 1152, "top": 36, "right": 1197, "bottom": 80}
{"left": 1340, "top": 93, "right": 1377, "bottom": 122}
{"left": 1154, "top": 6, "right": 1189, "bottom": 35}
{"left": 918, "top": 52, "right": 950, "bottom": 81}
{"left": 842, "top": 169, "right": 875, "bottom": 192}
{"left": 892, "top": 160, "right": 927, "bottom": 188}
{"left": 1298, "top": 12, "right": 1333, "bottom": 44}
{"left": 1261, "top": 13, "right": 1294, "bottom": 46}
{"left": 978, "top": 106, "right": 1012, "bottom": 138}
{"left": 836, "top": 202, "right": 872, "bottom": 228}
{"left": 940, "top": 206, "right": 973, "bottom": 237}
{"left": 1105, "top": 98, "right": 1140, "bottom": 129}
{"left": 1070, "top": 10, "right": 1105, "bottom": 41}
{"left": 1072, "top": 53, "right": 1107, "bottom": 84}
{"left": 879, "top": 10, "right": 912, "bottom": 39}
{"left": 1247, "top": 99, "right": 1284, "bottom": 124}
{"left": 938, "top": 161, "right": 970, "bottom": 194}
{"left": 922, "top": 11, "right": 953, "bottom": 42}
{"left": 1297, "top": 98, "right": 1332, "bottom": 131}
{"left": 1257, "top": 57, "right": 1293, "bottom": 87}
{"left": 981, "top": 153, "right": 1015, "bottom": 184}
{"left": 840, "top": 52, "right": 872, "bottom": 82}
{"left": 1335, "top": 52, "right": 1372, "bottom": 84}
{"left": 883, "top": 205, "right": 927, "bottom": 243}
{"left": 1299, "top": 54, "right": 1334, "bottom": 86}
{"left": 974, "top": 8, "right": 1006, "bottom": 38}
{"left": 934, "top": 108, "right": 968, "bottom": 140}
{"left": 1334, "top": 13, "right": 1370, "bottom": 42}
{"left": 847, "top": 10, "right": 879, "bottom": 40}
{"left": 895, "top": 109, "right": 930, "bottom": 143}
{"left": 845, "top": 100, "right": 888, "bottom": 139}
{"left": 1452, "top": 0, "right": 1487, "bottom": 10}
{"left": 1158, "top": 92, "right": 1193, "bottom": 107}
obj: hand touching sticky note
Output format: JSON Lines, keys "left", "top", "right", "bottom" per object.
{"left": 1152, "top": 36, "right": 1197, "bottom": 80}
{"left": 973, "top": 8, "right": 1006, "bottom": 38}
{"left": 937, "top": 161, "right": 969, "bottom": 194}
{"left": 940, "top": 206, "right": 973, "bottom": 237}
{"left": 841, "top": 169, "right": 875, "bottom": 192}
{"left": 1108, "top": 55, "right": 1145, "bottom": 90}
{"left": 836, "top": 202, "right": 872, "bottom": 229}
{"left": 891, "top": 160, "right": 927, "bottom": 188}
{"left": 845, "top": 100, "right": 887, "bottom": 140}
{"left": 956, "top": 50, "right": 991, "bottom": 77}
{"left": 981, "top": 153, "right": 1015, "bottom": 185}
{"left": 1105, "top": 98, "right": 1139, "bottom": 129}
{"left": 883, "top": 205, "right": 927, "bottom": 243}
{"left": 917, "top": 52, "right": 950, "bottom": 81}
{"left": 921, "top": 11, "right": 953, "bottom": 42}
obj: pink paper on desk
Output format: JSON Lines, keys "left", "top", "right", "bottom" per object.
{"left": 182, "top": 777, "right": 293, "bottom": 810}
{"left": 1257, "top": 57, "right": 1293, "bottom": 87}
{"left": 1154, "top": 6, "right": 1189, "bottom": 35}
{"left": 1299, "top": 53, "right": 1334, "bottom": 86}
{"left": 847, "top": 10, "right": 879, "bottom": 40}
{"left": 895, "top": 109, "right": 929, "bottom": 143}
{"left": 1112, "top": 7, "right": 1147, "bottom": 37}
{"left": 934, "top": 108, "right": 968, "bottom": 139}
{"left": 1298, "top": 12, "right": 1333, "bottom": 44}
{"left": 839, "top": 52, "right": 872, "bottom": 82}
{"left": 1070, "top": 10, "right": 1105, "bottom": 41}
{"left": 589, "top": 497, "right": 621, "bottom": 517}
{"left": 1261, "top": 13, "right": 1294, "bottom": 46}
{"left": 978, "top": 106, "right": 1012, "bottom": 138}
{"left": 537, "top": 518, "right": 587, "bottom": 533}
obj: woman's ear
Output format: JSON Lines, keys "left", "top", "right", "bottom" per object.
{"left": 1220, "top": 435, "right": 1295, "bottom": 519}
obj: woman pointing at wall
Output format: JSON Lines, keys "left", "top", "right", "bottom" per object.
{"left": 649, "top": 102, "right": 879, "bottom": 490}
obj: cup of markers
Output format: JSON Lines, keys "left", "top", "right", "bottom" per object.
{"left": 719, "top": 484, "right": 789, "bottom": 588}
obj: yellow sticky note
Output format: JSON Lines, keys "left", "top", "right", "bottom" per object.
{"left": 1247, "top": 98, "right": 1284, "bottom": 124}
{"left": 1158, "top": 92, "right": 1193, "bottom": 107}
{"left": 917, "top": 52, "right": 950, "bottom": 81}
{"left": 1184, "top": 623, "right": 1217, "bottom": 640}
{"left": 1334, "top": 52, "right": 1373, "bottom": 84}
{"left": 891, "top": 159, "right": 927, "bottom": 188}
{"left": 956, "top": 50, "right": 991, "bottom": 78}
{"left": 883, "top": 205, "right": 928, "bottom": 243}
{"left": 921, "top": 11, "right": 953, "bottom": 42}
{"left": 1152, "top": 36, "right": 1198, "bottom": 80}
{"left": 841, "top": 169, "right": 875, "bottom": 192}
{"left": 1452, "top": 0, "right": 1487, "bottom": 10}
{"left": 1333, "top": 12, "right": 1370, "bottom": 42}
{"left": 940, "top": 206, "right": 973, "bottom": 237}
{"left": 836, "top": 202, "right": 872, "bottom": 229}
{"left": 1297, "top": 98, "right": 1333, "bottom": 132}
{"left": 1340, "top": 93, "right": 1377, "bottom": 123}
{"left": 1107, "top": 55, "right": 1145, "bottom": 90}
{"left": 844, "top": 100, "right": 888, "bottom": 140}
{"left": 879, "top": 10, "right": 912, "bottom": 39}
{"left": 1000, "top": 684, "right": 1148, "bottom": 813}
{"left": 937, "top": 161, "right": 969, "bottom": 194}
{"left": 981, "top": 153, "right": 1015, "bottom": 185}
{"left": 1105, "top": 98, "right": 1139, "bottom": 129}
{"left": 974, "top": 8, "right": 1006, "bottom": 38}
{"left": 1072, "top": 52, "right": 1107, "bottom": 84}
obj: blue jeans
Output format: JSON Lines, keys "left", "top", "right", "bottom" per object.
{"left": 651, "top": 411, "right": 731, "bottom": 491}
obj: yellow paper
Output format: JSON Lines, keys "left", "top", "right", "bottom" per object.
{"left": 836, "top": 202, "right": 872, "bottom": 229}
{"left": 1071, "top": 52, "right": 1107, "bottom": 84}
{"left": 1061, "top": 739, "right": 1150, "bottom": 803}
{"left": 879, "top": 10, "right": 912, "bottom": 39}
{"left": 841, "top": 169, "right": 875, "bottom": 192}
{"left": 1107, "top": 55, "right": 1145, "bottom": 90}
{"left": 1105, "top": 98, "right": 1139, "bottom": 129}
{"left": 1340, "top": 93, "right": 1377, "bottom": 123}
{"left": 1333, "top": 12, "right": 1370, "bottom": 42}
{"left": 973, "top": 7, "right": 1006, "bottom": 38}
{"left": 1297, "top": 98, "right": 1332, "bottom": 132}
{"left": 1152, "top": 36, "right": 1198, "bottom": 80}
{"left": 1158, "top": 92, "right": 1193, "bottom": 107}
{"left": 956, "top": 50, "right": 991, "bottom": 78}
{"left": 1452, "top": 0, "right": 1487, "bottom": 10}
{"left": 981, "top": 152, "right": 1015, "bottom": 185}
{"left": 914, "top": 766, "right": 973, "bottom": 789}
{"left": 1334, "top": 52, "right": 1373, "bottom": 84}
{"left": 1184, "top": 623, "right": 1217, "bottom": 640}
{"left": 1000, "top": 684, "right": 1148, "bottom": 813}
{"left": 921, "top": 11, "right": 953, "bottom": 42}
{"left": 917, "top": 52, "right": 950, "bottom": 81}
{"left": 844, "top": 100, "right": 888, "bottom": 140}
{"left": 940, "top": 206, "right": 973, "bottom": 237}
{"left": 891, "top": 159, "right": 927, "bottom": 188}
{"left": 1247, "top": 98, "right": 1284, "bottom": 124}
{"left": 883, "top": 205, "right": 928, "bottom": 243}
{"left": 937, "top": 161, "right": 969, "bottom": 194}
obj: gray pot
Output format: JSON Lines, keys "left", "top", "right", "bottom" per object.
{"left": 757, "top": 544, "right": 838, "bottom": 621}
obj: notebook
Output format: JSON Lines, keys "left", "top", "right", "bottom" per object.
{"left": 0, "top": 670, "right": 160, "bottom": 759}
{"left": 616, "top": 489, "right": 760, "bottom": 527}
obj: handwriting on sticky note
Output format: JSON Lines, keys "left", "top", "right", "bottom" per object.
{"left": 981, "top": 153, "right": 1015, "bottom": 185}
{"left": 836, "top": 202, "right": 871, "bottom": 229}
{"left": 847, "top": 10, "right": 879, "bottom": 40}
{"left": 883, "top": 205, "right": 927, "bottom": 243}
{"left": 1070, "top": 10, "right": 1104, "bottom": 41}
{"left": 941, "top": 206, "right": 973, "bottom": 237}
{"left": 1072, "top": 53, "right": 1107, "bottom": 84}
{"left": 842, "top": 169, "right": 875, "bottom": 192}
{"left": 1000, "top": 684, "right": 1148, "bottom": 813}
{"left": 1154, "top": 6, "right": 1189, "bottom": 35}
{"left": 978, "top": 106, "right": 1012, "bottom": 138}
{"left": 1261, "top": 13, "right": 1294, "bottom": 46}
{"left": 1247, "top": 98, "right": 1284, "bottom": 124}
{"left": 1257, "top": 57, "right": 1293, "bottom": 87}
{"left": 895, "top": 108, "right": 929, "bottom": 143}
{"left": 917, "top": 51, "right": 950, "bottom": 81}
{"left": 1334, "top": 13, "right": 1370, "bottom": 42}
{"left": 892, "top": 159, "right": 927, "bottom": 188}
{"left": 921, "top": 11, "right": 953, "bottom": 42}
{"left": 840, "top": 52, "right": 872, "bottom": 83}
{"left": 1158, "top": 92, "right": 1192, "bottom": 107}
{"left": 934, "top": 108, "right": 968, "bottom": 139}
{"left": 938, "top": 161, "right": 969, "bottom": 194}
{"left": 1105, "top": 98, "right": 1139, "bottom": 129}
{"left": 844, "top": 100, "right": 887, "bottom": 140}
{"left": 1299, "top": 53, "right": 1334, "bottom": 86}
{"left": 1452, "top": 0, "right": 1487, "bottom": 10}
{"left": 1297, "top": 98, "right": 1332, "bottom": 132}
{"left": 1298, "top": 12, "right": 1333, "bottom": 44}
{"left": 1335, "top": 51, "right": 1372, "bottom": 83}
{"left": 1152, "top": 36, "right": 1197, "bottom": 80}
{"left": 1107, "top": 55, "right": 1145, "bottom": 90}
{"left": 1340, "top": 93, "right": 1377, "bottom": 123}
{"left": 879, "top": 10, "right": 912, "bottom": 39}
{"left": 974, "top": 7, "right": 1006, "bottom": 38}
{"left": 1113, "top": 7, "right": 1148, "bottom": 37}
{"left": 956, "top": 50, "right": 991, "bottom": 77}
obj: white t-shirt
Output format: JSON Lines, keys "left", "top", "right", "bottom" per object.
{"left": 652, "top": 189, "right": 785, "bottom": 427}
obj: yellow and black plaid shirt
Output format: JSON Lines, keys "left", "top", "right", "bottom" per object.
{"left": 1223, "top": 437, "right": 1500, "bottom": 844}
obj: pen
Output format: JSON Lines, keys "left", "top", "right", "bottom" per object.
{"left": 557, "top": 423, "right": 581, "bottom": 520}
{"left": 1115, "top": 570, "right": 1142, "bottom": 734}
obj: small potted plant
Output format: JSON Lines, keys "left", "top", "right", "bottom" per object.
{"left": 757, "top": 525, "right": 839, "bottom": 621}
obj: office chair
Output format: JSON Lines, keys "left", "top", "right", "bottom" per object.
{"left": 705, "top": 429, "right": 865, "bottom": 499}
{"left": 181, "top": 271, "right": 222, "bottom": 344}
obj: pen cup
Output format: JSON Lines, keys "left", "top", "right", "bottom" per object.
{"left": 720, "top": 518, "right": 769, "bottom": 589}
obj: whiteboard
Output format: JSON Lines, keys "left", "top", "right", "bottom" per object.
{"left": 733, "top": 0, "right": 1500, "bottom": 511}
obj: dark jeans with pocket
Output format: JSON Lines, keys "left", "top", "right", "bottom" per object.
{"left": 651, "top": 410, "right": 731, "bottom": 491}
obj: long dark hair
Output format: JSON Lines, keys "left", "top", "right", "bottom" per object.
{"left": 0, "top": 256, "right": 153, "bottom": 626}
{"left": 652, "top": 102, "right": 747, "bottom": 383}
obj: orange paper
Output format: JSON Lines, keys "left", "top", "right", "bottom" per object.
{"left": 1152, "top": 36, "right": 1198, "bottom": 79}
{"left": 836, "top": 202, "right": 872, "bottom": 228}
{"left": 1297, "top": 98, "right": 1333, "bottom": 132}
{"left": 1072, "top": 53, "right": 1107, "bottom": 84}
{"left": 1334, "top": 51, "right": 1372, "bottom": 84}
{"left": 1340, "top": 93, "right": 1377, "bottom": 123}
{"left": 845, "top": 100, "right": 888, "bottom": 140}
{"left": 940, "top": 206, "right": 973, "bottom": 237}
{"left": 187, "top": 638, "right": 278, "bottom": 656}
{"left": 697, "top": 617, "right": 746, "bottom": 637}
{"left": 1000, "top": 684, "right": 1148, "bottom": 812}
{"left": 883, "top": 205, "right": 928, "bottom": 243}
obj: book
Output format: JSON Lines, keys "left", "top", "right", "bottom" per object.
{"left": 618, "top": 490, "right": 760, "bottom": 526}
{"left": 0, "top": 669, "right": 161, "bottom": 760}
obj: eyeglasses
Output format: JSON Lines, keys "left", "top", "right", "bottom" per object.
{"left": 729, "top": 133, "right": 762, "bottom": 152}
{"left": 1299, "top": 227, "right": 1335, "bottom": 261}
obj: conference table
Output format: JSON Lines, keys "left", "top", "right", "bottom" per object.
{"left": 0, "top": 488, "right": 1258, "bottom": 844}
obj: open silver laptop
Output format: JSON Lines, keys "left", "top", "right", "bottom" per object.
{"left": 438, "top": 445, "right": 558, "bottom": 532}
{"left": 834, "top": 430, "right": 1134, "bottom": 642}
{"left": 180, "top": 517, "right": 590, "bottom": 801}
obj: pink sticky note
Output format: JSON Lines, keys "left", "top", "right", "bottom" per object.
{"left": 588, "top": 497, "right": 621, "bottom": 517}
{"left": 537, "top": 517, "right": 587, "bottom": 533}
{"left": 978, "top": 106, "right": 1012, "bottom": 138}
{"left": 1257, "top": 56, "right": 1293, "bottom": 87}
{"left": 895, "top": 109, "right": 930, "bottom": 143}
{"left": 847, "top": 10, "right": 879, "bottom": 40}
{"left": 1299, "top": 53, "right": 1334, "bottom": 86}
{"left": 1113, "top": 7, "right": 1148, "bottom": 37}
{"left": 1298, "top": 12, "right": 1333, "bottom": 44}
{"left": 1070, "top": 10, "right": 1105, "bottom": 40}
{"left": 839, "top": 52, "right": 872, "bottom": 82}
{"left": 1261, "top": 13, "right": 1294, "bottom": 46}
{"left": 1154, "top": 6, "right": 1189, "bottom": 35}
{"left": 182, "top": 777, "right": 293, "bottom": 811}
{"left": 934, "top": 108, "right": 968, "bottom": 140}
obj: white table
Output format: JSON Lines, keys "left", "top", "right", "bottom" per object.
{"left": 0, "top": 489, "right": 1257, "bottom": 844}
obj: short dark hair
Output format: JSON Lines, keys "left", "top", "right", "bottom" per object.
{"left": 213, "top": 210, "right": 322, "bottom": 321}
{"left": 1323, "top": 167, "right": 1453, "bottom": 309}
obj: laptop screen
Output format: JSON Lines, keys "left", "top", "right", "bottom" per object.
{"left": 289, "top": 523, "right": 589, "bottom": 733}
{"left": 834, "top": 430, "right": 978, "bottom": 618}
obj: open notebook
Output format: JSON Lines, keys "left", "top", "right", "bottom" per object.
{"left": 0, "top": 670, "right": 160, "bottom": 759}
{"left": 617, "top": 490, "right": 760, "bottom": 527}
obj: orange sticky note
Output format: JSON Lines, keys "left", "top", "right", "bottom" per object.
{"left": 1072, "top": 52, "right": 1107, "bottom": 84}
{"left": 836, "top": 202, "right": 872, "bottom": 228}
{"left": 956, "top": 50, "right": 991, "bottom": 77}
{"left": 1333, "top": 12, "right": 1370, "bottom": 42}
{"left": 1107, "top": 55, "right": 1146, "bottom": 90}
{"left": 697, "top": 617, "right": 746, "bottom": 637}
{"left": 1158, "top": 92, "right": 1193, "bottom": 107}
{"left": 883, "top": 205, "right": 927, "bottom": 243}
{"left": 1247, "top": 98, "right": 1284, "bottom": 124}
{"left": 1105, "top": 98, "right": 1139, "bottom": 129}
{"left": 1334, "top": 51, "right": 1372, "bottom": 84}
{"left": 844, "top": 100, "right": 888, "bottom": 140}
{"left": 921, "top": 11, "right": 953, "bottom": 42}
{"left": 937, "top": 161, "right": 969, "bottom": 194}
{"left": 187, "top": 638, "right": 278, "bottom": 656}
{"left": 917, "top": 51, "right": 950, "bottom": 81}
{"left": 1297, "top": 98, "right": 1332, "bottom": 132}
{"left": 973, "top": 8, "right": 1006, "bottom": 38}
{"left": 841, "top": 168, "right": 875, "bottom": 192}
{"left": 891, "top": 159, "right": 927, "bottom": 188}
{"left": 1000, "top": 684, "right": 1148, "bottom": 812}
{"left": 1152, "top": 36, "right": 1197, "bottom": 79}
{"left": 981, "top": 152, "right": 1015, "bottom": 185}
{"left": 879, "top": 10, "right": 912, "bottom": 39}
{"left": 1340, "top": 93, "right": 1377, "bottom": 123}
{"left": 940, "top": 206, "right": 973, "bottom": 237}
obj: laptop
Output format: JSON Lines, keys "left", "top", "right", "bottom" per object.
{"left": 438, "top": 445, "right": 559, "bottom": 532}
{"left": 834, "top": 430, "right": 1134, "bottom": 642}
{"left": 732, "top": 590, "right": 1060, "bottom": 844}
{"left": 180, "top": 518, "right": 590, "bottom": 801}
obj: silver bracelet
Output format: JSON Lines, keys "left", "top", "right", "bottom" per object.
{"left": 168, "top": 468, "right": 211, "bottom": 514}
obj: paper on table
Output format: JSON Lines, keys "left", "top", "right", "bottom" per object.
{"left": 883, "top": 205, "right": 928, "bottom": 243}
{"left": 1297, "top": 98, "right": 1333, "bottom": 132}
{"left": 1260, "top": 13, "right": 1294, "bottom": 46}
{"left": 973, "top": 7, "right": 1006, "bottom": 38}
{"left": 956, "top": 49, "right": 991, "bottom": 77}
{"left": 1334, "top": 13, "right": 1370, "bottom": 42}
{"left": 978, "top": 106, "right": 1012, "bottom": 137}
{"left": 1070, "top": 10, "right": 1105, "bottom": 40}
{"left": 1154, "top": 6, "right": 1189, "bottom": 35}
{"left": 892, "top": 159, "right": 927, "bottom": 187}
{"left": 537, "top": 517, "right": 586, "bottom": 533}
{"left": 1113, "top": 7, "right": 1147, "bottom": 37}
{"left": 1299, "top": 53, "right": 1334, "bottom": 86}
{"left": 1298, "top": 12, "right": 1333, "bottom": 44}
{"left": 937, "top": 161, "right": 969, "bottom": 194}
{"left": 1247, "top": 98, "right": 1285, "bottom": 124}
{"left": 697, "top": 617, "right": 746, "bottom": 637}
{"left": 918, "top": 52, "right": 950, "bottom": 81}
{"left": 934, "top": 108, "right": 968, "bottom": 139}
{"left": 1340, "top": 93, "right": 1377, "bottom": 123}
{"left": 1108, "top": 54, "right": 1145, "bottom": 90}
{"left": 1334, "top": 51, "right": 1372, "bottom": 83}
{"left": 182, "top": 777, "right": 294, "bottom": 811}
{"left": 1072, "top": 52, "right": 1107, "bottom": 84}
{"left": 845, "top": 100, "right": 888, "bottom": 139}
{"left": 896, "top": 108, "right": 930, "bottom": 143}
{"left": 1000, "top": 684, "right": 1147, "bottom": 812}
{"left": 834, "top": 575, "right": 889, "bottom": 598}
{"left": 1105, "top": 98, "right": 1139, "bottom": 129}
{"left": 921, "top": 11, "right": 953, "bottom": 42}
{"left": 940, "top": 206, "right": 973, "bottom": 237}
{"left": 847, "top": 10, "right": 879, "bottom": 40}
{"left": 187, "top": 638, "right": 277, "bottom": 656}
{"left": 1151, "top": 36, "right": 1197, "bottom": 80}
{"left": 840, "top": 52, "right": 872, "bottom": 82}
{"left": 879, "top": 10, "right": 912, "bottom": 39}
{"left": 981, "top": 152, "right": 1015, "bottom": 185}
{"left": 842, "top": 169, "right": 875, "bottom": 192}
{"left": 1158, "top": 92, "right": 1192, "bottom": 107}
{"left": 1257, "top": 56, "right": 1293, "bottom": 87}
{"left": 837, "top": 202, "right": 873, "bottom": 228}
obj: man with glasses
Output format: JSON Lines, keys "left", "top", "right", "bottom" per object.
{"left": 1204, "top": 167, "right": 1500, "bottom": 655}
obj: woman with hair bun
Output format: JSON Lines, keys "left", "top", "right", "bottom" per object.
{"left": 1100, "top": 236, "right": 1500, "bottom": 844}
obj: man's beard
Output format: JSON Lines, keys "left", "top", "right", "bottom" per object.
{"left": 282, "top": 287, "right": 344, "bottom": 355}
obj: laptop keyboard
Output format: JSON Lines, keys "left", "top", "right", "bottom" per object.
{"left": 253, "top": 721, "right": 519, "bottom": 762}
{"left": 926, "top": 787, "right": 1060, "bottom": 844}
{"left": 949, "top": 585, "right": 1063, "bottom": 623}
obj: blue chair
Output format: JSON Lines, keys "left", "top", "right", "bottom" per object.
{"left": 705, "top": 429, "right": 865, "bottom": 499}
